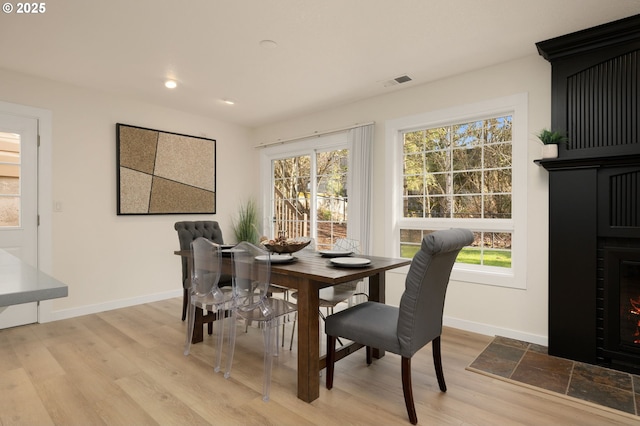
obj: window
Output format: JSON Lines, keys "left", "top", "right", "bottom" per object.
{"left": 402, "top": 116, "right": 513, "bottom": 268}
{"left": 0, "top": 131, "right": 21, "bottom": 227}
{"left": 261, "top": 133, "right": 350, "bottom": 251}
{"left": 385, "top": 94, "right": 528, "bottom": 288}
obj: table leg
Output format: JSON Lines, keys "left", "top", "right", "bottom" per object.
{"left": 369, "top": 272, "right": 386, "bottom": 359}
{"left": 296, "top": 279, "right": 320, "bottom": 402}
{"left": 191, "top": 307, "right": 217, "bottom": 344}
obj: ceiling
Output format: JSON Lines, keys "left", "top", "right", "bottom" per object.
{"left": 0, "top": 1, "right": 638, "bottom": 128}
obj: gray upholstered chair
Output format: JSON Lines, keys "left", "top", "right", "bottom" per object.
{"left": 325, "top": 228, "right": 474, "bottom": 425}
{"left": 175, "top": 221, "right": 226, "bottom": 321}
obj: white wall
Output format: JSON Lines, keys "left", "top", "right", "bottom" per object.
{"left": 252, "top": 55, "right": 552, "bottom": 344}
{"left": 0, "top": 53, "right": 553, "bottom": 343}
{"left": 0, "top": 68, "right": 256, "bottom": 319}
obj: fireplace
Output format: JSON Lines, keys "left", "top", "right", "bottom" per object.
{"left": 536, "top": 14, "right": 640, "bottom": 373}
{"left": 601, "top": 244, "right": 640, "bottom": 372}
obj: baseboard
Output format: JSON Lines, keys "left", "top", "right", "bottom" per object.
{"left": 40, "top": 289, "right": 183, "bottom": 322}
{"left": 40, "top": 290, "right": 549, "bottom": 348}
{"left": 443, "top": 315, "right": 548, "bottom": 346}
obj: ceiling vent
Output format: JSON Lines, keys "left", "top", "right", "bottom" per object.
{"left": 383, "top": 75, "right": 412, "bottom": 87}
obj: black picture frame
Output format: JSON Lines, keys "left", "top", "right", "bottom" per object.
{"left": 116, "top": 123, "right": 216, "bottom": 215}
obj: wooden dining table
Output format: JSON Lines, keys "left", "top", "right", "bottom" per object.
{"left": 175, "top": 248, "right": 410, "bottom": 403}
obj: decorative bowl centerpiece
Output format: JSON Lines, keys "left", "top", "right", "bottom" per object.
{"left": 261, "top": 235, "right": 311, "bottom": 254}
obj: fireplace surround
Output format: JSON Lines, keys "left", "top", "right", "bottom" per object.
{"left": 536, "top": 14, "right": 640, "bottom": 373}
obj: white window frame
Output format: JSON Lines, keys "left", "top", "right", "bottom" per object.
{"left": 259, "top": 132, "right": 349, "bottom": 241}
{"left": 385, "top": 93, "right": 528, "bottom": 289}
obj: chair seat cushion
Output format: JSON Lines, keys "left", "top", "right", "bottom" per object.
{"left": 325, "top": 301, "right": 401, "bottom": 354}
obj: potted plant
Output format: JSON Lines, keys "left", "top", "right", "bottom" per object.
{"left": 536, "top": 129, "right": 568, "bottom": 159}
{"left": 232, "top": 198, "right": 260, "bottom": 244}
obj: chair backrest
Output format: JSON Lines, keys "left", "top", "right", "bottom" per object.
{"left": 397, "top": 228, "right": 474, "bottom": 358}
{"left": 333, "top": 238, "right": 360, "bottom": 254}
{"left": 332, "top": 238, "right": 362, "bottom": 293}
{"left": 190, "top": 237, "right": 222, "bottom": 298}
{"left": 175, "top": 221, "right": 224, "bottom": 288}
{"left": 231, "top": 242, "right": 273, "bottom": 317}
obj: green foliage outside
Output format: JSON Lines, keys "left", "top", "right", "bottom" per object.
{"left": 402, "top": 116, "right": 513, "bottom": 220}
{"left": 400, "top": 245, "right": 512, "bottom": 268}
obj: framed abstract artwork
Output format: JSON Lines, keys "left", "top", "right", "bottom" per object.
{"left": 116, "top": 123, "right": 216, "bottom": 215}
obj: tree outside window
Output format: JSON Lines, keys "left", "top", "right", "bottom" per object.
{"left": 271, "top": 149, "right": 349, "bottom": 251}
{"left": 400, "top": 115, "right": 513, "bottom": 268}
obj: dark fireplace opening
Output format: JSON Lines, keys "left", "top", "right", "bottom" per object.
{"left": 620, "top": 262, "right": 640, "bottom": 349}
{"left": 600, "top": 246, "right": 640, "bottom": 373}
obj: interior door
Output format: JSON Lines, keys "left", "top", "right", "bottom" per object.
{"left": 0, "top": 113, "right": 39, "bottom": 328}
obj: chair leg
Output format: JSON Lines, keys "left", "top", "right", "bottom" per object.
{"left": 262, "top": 324, "right": 274, "bottom": 401}
{"left": 401, "top": 356, "right": 418, "bottom": 425}
{"left": 281, "top": 321, "right": 286, "bottom": 347}
{"left": 432, "top": 336, "right": 447, "bottom": 392}
{"left": 182, "top": 288, "right": 188, "bottom": 321}
{"left": 214, "top": 307, "right": 225, "bottom": 373}
{"left": 366, "top": 346, "right": 372, "bottom": 365}
{"left": 184, "top": 301, "right": 196, "bottom": 355}
{"left": 224, "top": 310, "right": 237, "bottom": 380}
{"left": 326, "top": 335, "right": 337, "bottom": 389}
{"left": 289, "top": 312, "right": 296, "bottom": 350}
{"left": 281, "top": 289, "right": 288, "bottom": 347}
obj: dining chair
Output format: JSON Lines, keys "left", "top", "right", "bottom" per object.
{"left": 174, "top": 221, "right": 227, "bottom": 321}
{"left": 224, "top": 241, "right": 298, "bottom": 401}
{"left": 268, "top": 238, "right": 315, "bottom": 347}
{"left": 289, "top": 238, "right": 366, "bottom": 349}
{"left": 324, "top": 228, "right": 474, "bottom": 425}
{"left": 184, "top": 238, "right": 234, "bottom": 373}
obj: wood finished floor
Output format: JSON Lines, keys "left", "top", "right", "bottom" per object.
{"left": 1, "top": 297, "right": 637, "bottom": 425}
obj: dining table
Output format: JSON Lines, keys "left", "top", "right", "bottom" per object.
{"left": 175, "top": 247, "right": 411, "bottom": 403}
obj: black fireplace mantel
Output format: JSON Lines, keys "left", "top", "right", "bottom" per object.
{"left": 537, "top": 14, "right": 640, "bottom": 372}
{"left": 535, "top": 153, "right": 640, "bottom": 171}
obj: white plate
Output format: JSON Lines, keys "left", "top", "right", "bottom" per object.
{"left": 255, "top": 254, "right": 296, "bottom": 263}
{"left": 329, "top": 257, "right": 371, "bottom": 267}
{"left": 318, "top": 250, "right": 353, "bottom": 258}
{"left": 222, "top": 248, "right": 244, "bottom": 255}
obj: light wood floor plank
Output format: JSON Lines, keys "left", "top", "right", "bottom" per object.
{"left": 34, "top": 374, "right": 108, "bottom": 425}
{"left": 1, "top": 297, "right": 637, "bottom": 425}
{"left": 116, "top": 371, "right": 210, "bottom": 425}
{"left": 0, "top": 368, "right": 54, "bottom": 425}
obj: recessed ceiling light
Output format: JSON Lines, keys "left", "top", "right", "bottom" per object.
{"left": 223, "top": 99, "right": 235, "bottom": 105}
{"left": 259, "top": 39, "right": 278, "bottom": 49}
{"left": 164, "top": 80, "right": 177, "bottom": 89}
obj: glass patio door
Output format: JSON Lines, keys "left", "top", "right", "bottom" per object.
{"left": 266, "top": 136, "right": 349, "bottom": 251}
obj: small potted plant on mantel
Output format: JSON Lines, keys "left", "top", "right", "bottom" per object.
{"left": 536, "top": 128, "right": 568, "bottom": 159}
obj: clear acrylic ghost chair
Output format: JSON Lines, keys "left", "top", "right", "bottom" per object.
{"left": 184, "top": 237, "right": 233, "bottom": 373}
{"left": 318, "top": 238, "right": 368, "bottom": 314}
{"left": 225, "top": 241, "right": 298, "bottom": 401}
{"left": 289, "top": 238, "right": 367, "bottom": 349}
{"left": 270, "top": 237, "right": 315, "bottom": 348}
